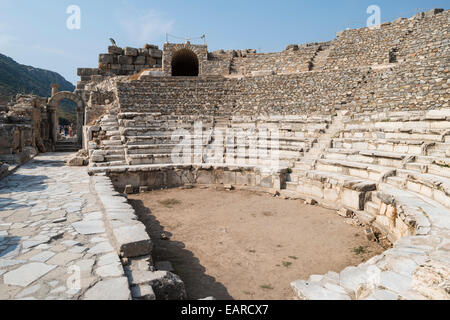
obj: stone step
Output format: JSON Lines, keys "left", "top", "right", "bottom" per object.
{"left": 55, "top": 143, "right": 81, "bottom": 152}
{"left": 105, "top": 150, "right": 125, "bottom": 156}
{"left": 364, "top": 200, "right": 379, "bottom": 216}
{"left": 105, "top": 155, "right": 126, "bottom": 162}
{"left": 285, "top": 181, "right": 298, "bottom": 191}
{"left": 103, "top": 140, "right": 123, "bottom": 146}
{"left": 91, "top": 160, "right": 127, "bottom": 167}
{"left": 103, "top": 145, "right": 125, "bottom": 151}
{"left": 386, "top": 176, "right": 405, "bottom": 188}
{"left": 101, "top": 125, "right": 119, "bottom": 129}
{"left": 127, "top": 153, "right": 290, "bottom": 167}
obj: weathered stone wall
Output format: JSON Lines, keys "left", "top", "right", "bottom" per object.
{"left": 104, "top": 165, "right": 286, "bottom": 193}
{"left": 76, "top": 45, "right": 163, "bottom": 90}
{"left": 361, "top": 60, "right": 449, "bottom": 111}
{"left": 398, "top": 9, "right": 449, "bottom": 63}
{"left": 81, "top": 78, "right": 120, "bottom": 125}
{"left": 116, "top": 76, "right": 237, "bottom": 115}
{"left": 230, "top": 43, "right": 323, "bottom": 75}
{"left": 0, "top": 94, "right": 51, "bottom": 166}
{"left": 324, "top": 9, "right": 448, "bottom": 70}
{"left": 202, "top": 50, "right": 233, "bottom": 75}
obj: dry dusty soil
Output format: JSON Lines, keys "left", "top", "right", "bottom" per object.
{"left": 128, "top": 187, "right": 385, "bottom": 300}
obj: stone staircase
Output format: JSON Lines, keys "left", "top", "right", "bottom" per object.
{"left": 90, "top": 110, "right": 127, "bottom": 167}
{"left": 285, "top": 112, "right": 345, "bottom": 191}
{"left": 55, "top": 141, "right": 81, "bottom": 153}
{"left": 310, "top": 43, "right": 334, "bottom": 71}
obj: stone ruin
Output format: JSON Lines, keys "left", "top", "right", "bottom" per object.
{"left": 0, "top": 94, "right": 52, "bottom": 176}
{"left": 0, "top": 83, "right": 89, "bottom": 175}
{"left": 0, "top": 8, "right": 449, "bottom": 300}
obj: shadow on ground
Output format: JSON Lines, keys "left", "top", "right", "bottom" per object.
{"left": 129, "top": 199, "right": 234, "bottom": 300}
{"left": 0, "top": 236, "right": 22, "bottom": 259}
{"left": 0, "top": 173, "right": 49, "bottom": 196}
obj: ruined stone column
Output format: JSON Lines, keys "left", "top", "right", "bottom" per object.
{"left": 76, "top": 106, "right": 84, "bottom": 146}
{"left": 49, "top": 85, "right": 60, "bottom": 144}
{"left": 50, "top": 84, "right": 60, "bottom": 97}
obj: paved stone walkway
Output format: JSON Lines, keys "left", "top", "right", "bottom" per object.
{"left": 0, "top": 153, "right": 130, "bottom": 300}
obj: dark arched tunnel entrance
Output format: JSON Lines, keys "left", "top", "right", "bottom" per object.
{"left": 171, "top": 49, "right": 199, "bottom": 77}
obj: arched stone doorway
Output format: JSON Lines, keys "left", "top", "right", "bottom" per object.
{"left": 171, "top": 49, "right": 199, "bottom": 76}
{"left": 48, "top": 90, "right": 85, "bottom": 148}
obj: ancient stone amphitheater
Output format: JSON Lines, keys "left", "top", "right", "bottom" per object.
{"left": 0, "top": 8, "right": 449, "bottom": 300}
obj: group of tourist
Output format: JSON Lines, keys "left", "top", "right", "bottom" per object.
{"left": 59, "top": 124, "right": 74, "bottom": 138}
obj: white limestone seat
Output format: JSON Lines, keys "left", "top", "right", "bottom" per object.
{"left": 378, "top": 183, "right": 450, "bottom": 232}
{"left": 324, "top": 148, "right": 407, "bottom": 167}
{"left": 341, "top": 130, "right": 447, "bottom": 144}
{"left": 315, "top": 159, "right": 392, "bottom": 181}
{"left": 287, "top": 170, "right": 377, "bottom": 211}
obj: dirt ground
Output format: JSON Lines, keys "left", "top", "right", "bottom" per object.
{"left": 128, "top": 187, "right": 385, "bottom": 300}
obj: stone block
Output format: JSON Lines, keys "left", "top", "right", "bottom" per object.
{"left": 197, "top": 170, "right": 213, "bottom": 184}
{"left": 131, "top": 284, "right": 156, "bottom": 300}
{"left": 112, "top": 224, "right": 153, "bottom": 258}
{"left": 139, "top": 48, "right": 149, "bottom": 56}
{"left": 127, "top": 270, "right": 186, "bottom": 300}
{"left": 124, "top": 47, "right": 138, "bottom": 56}
{"left": 124, "top": 185, "right": 134, "bottom": 194}
{"left": 324, "top": 188, "right": 339, "bottom": 202}
{"left": 121, "top": 64, "right": 135, "bottom": 71}
{"left": 99, "top": 54, "right": 114, "bottom": 63}
{"left": 91, "top": 155, "right": 105, "bottom": 162}
{"left": 66, "top": 156, "right": 87, "bottom": 167}
{"left": 77, "top": 68, "right": 99, "bottom": 77}
{"left": 260, "top": 175, "right": 273, "bottom": 188}
{"left": 108, "top": 46, "right": 123, "bottom": 55}
{"left": 342, "top": 189, "right": 365, "bottom": 211}
{"left": 146, "top": 57, "right": 157, "bottom": 65}
{"left": 98, "top": 62, "right": 110, "bottom": 70}
{"left": 149, "top": 49, "right": 162, "bottom": 58}
{"left": 118, "top": 55, "right": 133, "bottom": 65}
{"left": 134, "top": 56, "right": 146, "bottom": 65}
{"left": 235, "top": 171, "right": 251, "bottom": 186}
{"left": 223, "top": 171, "right": 236, "bottom": 185}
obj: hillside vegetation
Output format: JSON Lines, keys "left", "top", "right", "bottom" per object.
{"left": 0, "top": 53, "right": 76, "bottom": 124}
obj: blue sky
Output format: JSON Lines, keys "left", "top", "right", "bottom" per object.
{"left": 0, "top": 0, "right": 448, "bottom": 84}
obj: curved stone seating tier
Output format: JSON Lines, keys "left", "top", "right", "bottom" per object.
{"left": 332, "top": 138, "right": 450, "bottom": 157}
{"left": 89, "top": 112, "right": 333, "bottom": 169}
{"left": 324, "top": 148, "right": 450, "bottom": 170}
{"left": 289, "top": 172, "right": 449, "bottom": 299}
{"left": 340, "top": 129, "right": 450, "bottom": 144}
